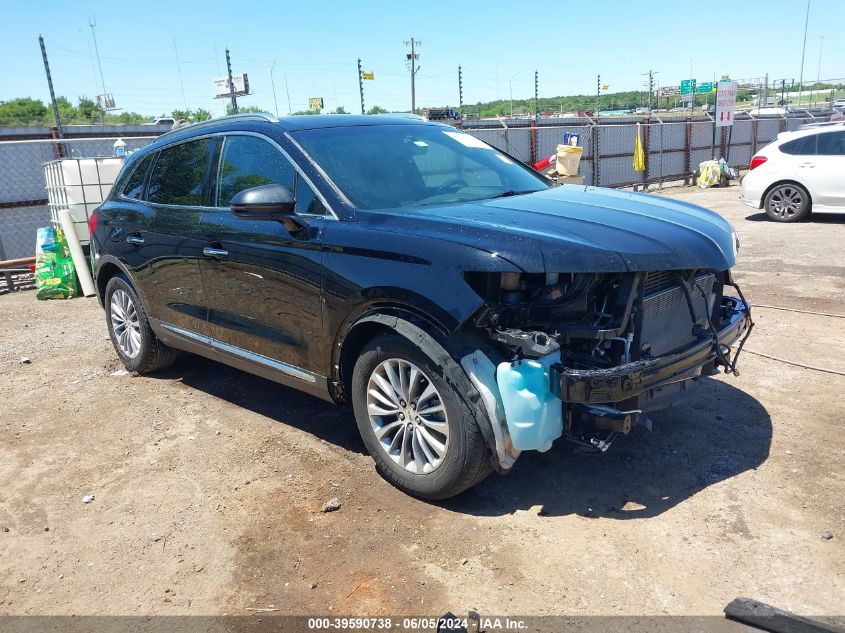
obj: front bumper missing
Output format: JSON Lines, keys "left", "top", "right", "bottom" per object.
{"left": 550, "top": 297, "right": 751, "bottom": 405}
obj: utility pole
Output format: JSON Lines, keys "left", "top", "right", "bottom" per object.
{"left": 404, "top": 38, "right": 421, "bottom": 113}
{"left": 645, "top": 70, "right": 656, "bottom": 112}
{"left": 358, "top": 58, "right": 365, "bottom": 115}
{"left": 458, "top": 65, "right": 463, "bottom": 118}
{"left": 38, "top": 35, "right": 63, "bottom": 137}
{"left": 534, "top": 70, "right": 539, "bottom": 121}
{"left": 797, "top": 0, "right": 810, "bottom": 107}
{"left": 225, "top": 47, "right": 238, "bottom": 114}
{"left": 284, "top": 73, "right": 292, "bottom": 115}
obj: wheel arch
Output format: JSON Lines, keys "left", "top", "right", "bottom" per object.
{"left": 333, "top": 306, "right": 501, "bottom": 472}
{"left": 333, "top": 305, "right": 451, "bottom": 402}
{"left": 94, "top": 256, "right": 140, "bottom": 305}
{"left": 761, "top": 179, "right": 814, "bottom": 210}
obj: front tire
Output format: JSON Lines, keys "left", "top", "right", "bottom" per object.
{"left": 764, "top": 183, "right": 811, "bottom": 222}
{"left": 104, "top": 274, "right": 177, "bottom": 373}
{"left": 351, "top": 334, "right": 492, "bottom": 500}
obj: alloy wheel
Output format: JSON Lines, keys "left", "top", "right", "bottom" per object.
{"left": 366, "top": 358, "right": 450, "bottom": 474}
{"left": 110, "top": 288, "right": 142, "bottom": 358}
{"left": 768, "top": 186, "right": 804, "bottom": 219}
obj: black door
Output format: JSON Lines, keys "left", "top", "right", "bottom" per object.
{"left": 136, "top": 136, "right": 216, "bottom": 336}
{"left": 199, "top": 134, "right": 326, "bottom": 375}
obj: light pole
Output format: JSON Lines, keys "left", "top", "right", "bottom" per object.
{"left": 508, "top": 70, "right": 521, "bottom": 118}
{"left": 268, "top": 60, "right": 279, "bottom": 117}
{"left": 797, "top": 0, "right": 810, "bottom": 107}
{"left": 815, "top": 35, "right": 823, "bottom": 108}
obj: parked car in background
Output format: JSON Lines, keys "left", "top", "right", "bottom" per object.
{"left": 89, "top": 113, "right": 751, "bottom": 499}
{"left": 742, "top": 121, "right": 845, "bottom": 221}
{"left": 143, "top": 117, "right": 176, "bottom": 127}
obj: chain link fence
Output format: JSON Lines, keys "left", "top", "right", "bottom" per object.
{"left": 0, "top": 114, "right": 834, "bottom": 260}
{"left": 0, "top": 137, "right": 156, "bottom": 259}
{"left": 463, "top": 112, "right": 833, "bottom": 188}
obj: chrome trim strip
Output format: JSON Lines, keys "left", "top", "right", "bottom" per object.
{"left": 160, "top": 322, "right": 318, "bottom": 384}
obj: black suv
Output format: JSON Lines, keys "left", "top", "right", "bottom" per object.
{"left": 90, "top": 113, "right": 751, "bottom": 499}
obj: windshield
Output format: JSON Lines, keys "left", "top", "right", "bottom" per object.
{"left": 291, "top": 124, "right": 549, "bottom": 210}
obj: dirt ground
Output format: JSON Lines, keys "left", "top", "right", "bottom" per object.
{"left": 1, "top": 184, "right": 843, "bottom": 620}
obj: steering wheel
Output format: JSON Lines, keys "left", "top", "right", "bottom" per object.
{"left": 435, "top": 178, "right": 468, "bottom": 195}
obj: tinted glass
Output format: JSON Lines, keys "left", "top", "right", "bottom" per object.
{"left": 816, "top": 131, "right": 845, "bottom": 156}
{"left": 148, "top": 138, "right": 212, "bottom": 205}
{"left": 294, "top": 176, "right": 327, "bottom": 215}
{"left": 292, "top": 124, "right": 548, "bottom": 210}
{"left": 121, "top": 154, "right": 154, "bottom": 200}
{"left": 217, "top": 136, "right": 295, "bottom": 206}
{"left": 779, "top": 135, "right": 816, "bottom": 155}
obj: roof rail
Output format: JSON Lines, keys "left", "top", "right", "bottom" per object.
{"left": 155, "top": 112, "right": 278, "bottom": 141}
{"left": 799, "top": 120, "right": 845, "bottom": 130}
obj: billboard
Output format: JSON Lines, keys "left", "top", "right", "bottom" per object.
{"left": 309, "top": 97, "right": 324, "bottom": 111}
{"left": 213, "top": 74, "right": 250, "bottom": 99}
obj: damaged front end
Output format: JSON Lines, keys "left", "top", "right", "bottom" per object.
{"left": 460, "top": 268, "right": 753, "bottom": 469}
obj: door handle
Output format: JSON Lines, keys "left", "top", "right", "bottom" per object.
{"left": 203, "top": 246, "right": 229, "bottom": 259}
{"left": 126, "top": 234, "right": 145, "bottom": 246}
{"left": 799, "top": 162, "right": 816, "bottom": 168}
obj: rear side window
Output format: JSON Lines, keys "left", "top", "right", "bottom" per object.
{"left": 148, "top": 138, "right": 212, "bottom": 206}
{"left": 217, "top": 135, "right": 295, "bottom": 206}
{"left": 120, "top": 154, "right": 154, "bottom": 200}
{"left": 779, "top": 135, "right": 817, "bottom": 155}
{"left": 817, "top": 131, "right": 845, "bottom": 156}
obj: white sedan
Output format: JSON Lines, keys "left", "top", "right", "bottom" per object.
{"left": 741, "top": 122, "right": 845, "bottom": 222}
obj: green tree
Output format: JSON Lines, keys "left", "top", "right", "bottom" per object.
{"left": 334, "top": 106, "right": 348, "bottom": 114}
{"left": 225, "top": 104, "right": 270, "bottom": 115}
{"left": 367, "top": 105, "right": 387, "bottom": 115}
{"left": 0, "top": 97, "right": 49, "bottom": 125}
{"left": 192, "top": 108, "right": 212, "bottom": 122}
{"left": 76, "top": 96, "right": 102, "bottom": 122}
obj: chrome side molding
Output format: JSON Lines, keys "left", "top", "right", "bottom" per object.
{"left": 160, "top": 322, "right": 317, "bottom": 384}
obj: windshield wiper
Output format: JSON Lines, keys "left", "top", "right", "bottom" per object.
{"left": 488, "top": 189, "right": 536, "bottom": 200}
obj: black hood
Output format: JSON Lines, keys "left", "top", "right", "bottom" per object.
{"left": 359, "top": 185, "right": 737, "bottom": 273}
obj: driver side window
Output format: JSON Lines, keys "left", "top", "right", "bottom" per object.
{"left": 217, "top": 135, "right": 295, "bottom": 206}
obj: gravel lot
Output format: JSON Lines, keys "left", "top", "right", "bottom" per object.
{"left": 1, "top": 183, "right": 843, "bottom": 619}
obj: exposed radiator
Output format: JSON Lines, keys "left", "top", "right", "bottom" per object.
{"left": 641, "top": 271, "right": 716, "bottom": 355}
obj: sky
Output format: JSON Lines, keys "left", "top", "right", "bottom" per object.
{"left": 1, "top": 0, "right": 843, "bottom": 118}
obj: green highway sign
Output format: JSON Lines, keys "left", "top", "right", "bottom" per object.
{"left": 680, "top": 79, "right": 697, "bottom": 95}
{"left": 698, "top": 82, "right": 717, "bottom": 93}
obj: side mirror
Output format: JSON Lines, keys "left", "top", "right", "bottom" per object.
{"left": 229, "top": 184, "right": 296, "bottom": 219}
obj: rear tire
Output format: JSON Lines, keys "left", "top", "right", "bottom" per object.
{"left": 764, "top": 183, "right": 811, "bottom": 222}
{"left": 351, "top": 334, "right": 492, "bottom": 500}
{"left": 104, "top": 274, "right": 177, "bottom": 373}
